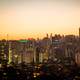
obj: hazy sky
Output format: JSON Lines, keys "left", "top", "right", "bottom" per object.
{"left": 0, "top": 0, "right": 80, "bottom": 39}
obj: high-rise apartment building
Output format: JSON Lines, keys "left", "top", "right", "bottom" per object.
{"left": 0, "top": 40, "right": 9, "bottom": 64}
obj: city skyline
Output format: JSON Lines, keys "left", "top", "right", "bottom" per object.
{"left": 0, "top": 0, "right": 80, "bottom": 40}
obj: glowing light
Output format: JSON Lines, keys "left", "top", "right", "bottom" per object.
{"left": 18, "top": 40, "right": 29, "bottom": 43}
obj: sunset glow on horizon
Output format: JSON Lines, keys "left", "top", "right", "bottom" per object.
{"left": 0, "top": 0, "right": 80, "bottom": 40}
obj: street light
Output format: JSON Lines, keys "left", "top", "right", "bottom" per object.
{"left": 14, "top": 54, "right": 18, "bottom": 58}
{"left": 14, "top": 54, "right": 18, "bottom": 64}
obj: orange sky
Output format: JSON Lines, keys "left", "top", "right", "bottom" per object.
{"left": 0, "top": 0, "right": 80, "bottom": 40}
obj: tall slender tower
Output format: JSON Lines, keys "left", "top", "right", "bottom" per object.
{"left": 46, "top": 33, "right": 49, "bottom": 38}
{"left": 50, "top": 33, "right": 53, "bottom": 44}
{"left": 79, "top": 27, "right": 80, "bottom": 50}
{"left": 79, "top": 27, "right": 80, "bottom": 38}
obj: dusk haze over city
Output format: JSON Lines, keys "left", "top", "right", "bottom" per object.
{"left": 0, "top": 0, "right": 80, "bottom": 39}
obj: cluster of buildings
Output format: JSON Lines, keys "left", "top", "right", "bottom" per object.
{"left": 0, "top": 28, "right": 80, "bottom": 65}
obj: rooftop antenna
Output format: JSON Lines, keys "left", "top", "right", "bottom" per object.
{"left": 7, "top": 34, "right": 9, "bottom": 41}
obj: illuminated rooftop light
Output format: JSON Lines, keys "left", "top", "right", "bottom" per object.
{"left": 18, "top": 40, "right": 29, "bottom": 43}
